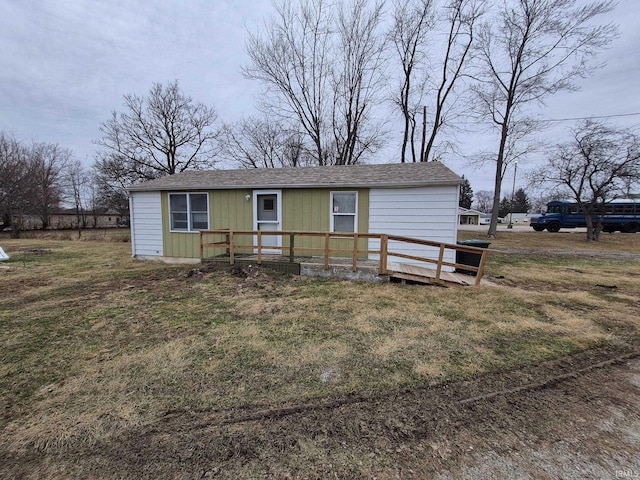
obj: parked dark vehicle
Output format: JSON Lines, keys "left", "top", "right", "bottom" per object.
{"left": 530, "top": 200, "right": 640, "bottom": 233}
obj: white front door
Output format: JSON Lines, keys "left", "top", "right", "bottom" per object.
{"left": 253, "top": 190, "right": 282, "bottom": 252}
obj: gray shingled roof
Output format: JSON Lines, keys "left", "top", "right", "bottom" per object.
{"left": 127, "top": 162, "right": 462, "bottom": 192}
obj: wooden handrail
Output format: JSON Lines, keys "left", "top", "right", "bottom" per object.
{"left": 199, "top": 229, "right": 489, "bottom": 285}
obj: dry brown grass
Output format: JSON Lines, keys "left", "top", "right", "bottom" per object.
{"left": 459, "top": 228, "right": 640, "bottom": 254}
{"left": 1, "top": 233, "right": 639, "bottom": 463}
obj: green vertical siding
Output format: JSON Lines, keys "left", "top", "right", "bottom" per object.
{"left": 211, "top": 190, "right": 254, "bottom": 231}
{"left": 162, "top": 188, "right": 369, "bottom": 259}
{"left": 282, "top": 188, "right": 369, "bottom": 258}
{"left": 163, "top": 190, "right": 254, "bottom": 258}
{"left": 162, "top": 193, "right": 199, "bottom": 258}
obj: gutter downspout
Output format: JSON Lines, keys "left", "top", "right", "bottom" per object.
{"left": 129, "top": 194, "right": 136, "bottom": 257}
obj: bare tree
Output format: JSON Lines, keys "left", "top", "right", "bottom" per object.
{"left": 244, "top": 0, "right": 332, "bottom": 165}
{"left": 0, "top": 133, "right": 32, "bottom": 238}
{"left": 389, "top": 0, "right": 484, "bottom": 163}
{"left": 95, "top": 80, "right": 220, "bottom": 182}
{"left": 389, "top": 0, "right": 434, "bottom": 163}
{"left": 91, "top": 154, "right": 136, "bottom": 217}
{"left": 533, "top": 120, "right": 640, "bottom": 241}
{"left": 528, "top": 192, "right": 558, "bottom": 214}
{"left": 331, "top": 0, "right": 387, "bottom": 165}
{"left": 29, "top": 142, "right": 71, "bottom": 229}
{"left": 472, "top": 0, "right": 617, "bottom": 237}
{"left": 65, "top": 160, "right": 90, "bottom": 237}
{"left": 422, "top": 0, "right": 484, "bottom": 162}
{"left": 244, "top": 0, "right": 387, "bottom": 165}
{"left": 219, "top": 117, "right": 311, "bottom": 169}
{"left": 473, "top": 189, "right": 494, "bottom": 213}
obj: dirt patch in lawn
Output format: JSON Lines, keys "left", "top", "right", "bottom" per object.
{"left": 3, "top": 344, "right": 639, "bottom": 479}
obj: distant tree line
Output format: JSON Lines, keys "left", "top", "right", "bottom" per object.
{"left": 0, "top": 132, "right": 115, "bottom": 238}
{"left": 459, "top": 177, "right": 534, "bottom": 217}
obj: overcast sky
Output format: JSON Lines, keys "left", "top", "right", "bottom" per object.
{"left": 1, "top": 0, "right": 638, "bottom": 194}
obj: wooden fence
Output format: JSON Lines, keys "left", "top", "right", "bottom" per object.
{"left": 199, "top": 229, "right": 489, "bottom": 286}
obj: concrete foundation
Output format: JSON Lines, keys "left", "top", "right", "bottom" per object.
{"left": 300, "top": 261, "right": 387, "bottom": 282}
{"left": 134, "top": 255, "right": 201, "bottom": 265}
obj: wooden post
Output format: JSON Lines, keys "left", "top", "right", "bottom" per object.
{"left": 352, "top": 233, "right": 359, "bottom": 272}
{"left": 324, "top": 233, "right": 330, "bottom": 270}
{"left": 435, "top": 244, "right": 445, "bottom": 281}
{"left": 289, "top": 232, "right": 295, "bottom": 263}
{"left": 199, "top": 231, "right": 204, "bottom": 259}
{"left": 229, "top": 231, "right": 235, "bottom": 265}
{"left": 257, "top": 231, "right": 262, "bottom": 264}
{"left": 379, "top": 234, "right": 388, "bottom": 274}
{"left": 475, "top": 250, "right": 488, "bottom": 286}
{"left": 225, "top": 231, "right": 230, "bottom": 256}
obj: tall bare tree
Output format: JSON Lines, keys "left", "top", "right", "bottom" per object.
{"left": 534, "top": 120, "right": 640, "bottom": 241}
{"left": 244, "top": 0, "right": 332, "bottom": 164}
{"left": 472, "top": 0, "right": 617, "bottom": 237}
{"left": 95, "top": 80, "right": 220, "bottom": 182}
{"left": 0, "top": 133, "right": 36, "bottom": 237}
{"left": 244, "top": 0, "right": 387, "bottom": 165}
{"left": 331, "top": 0, "right": 387, "bottom": 165}
{"left": 389, "top": 0, "right": 434, "bottom": 163}
{"left": 29, "top": 142, "right": 70, "bottom": 229}
{"left": 65, "top": 160, "right": 91, "bottom": 237}
{"left": 422, "top": 0, "right": 484, "bottom": 162}
{"left": 389, "top": 0, "right": 483, "bottom": 163}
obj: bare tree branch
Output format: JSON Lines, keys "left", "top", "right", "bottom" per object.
{"left": 219, "top": 117, "right": 312, "bottom": 169}
{"left": 472, "top": 0, "right": 618, "bottom": 238}
{"left": 244, "top": 0, "right": 387, "bottom": 166}
{"left": 94, "top": 80, "right": 220, "bottom": 183}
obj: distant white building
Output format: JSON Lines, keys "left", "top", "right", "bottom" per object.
{"left": 458, "top": 207, "right": 486, "bottom": 225}
{"left": 506, "top": 212, "right": 532, "bottom": 224}
{"left": 459, "top": 207, "right": 501, "bottom": 225}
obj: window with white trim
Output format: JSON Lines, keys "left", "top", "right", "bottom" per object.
{"left": 331, "top": 191, "right": 358, "bottom": 232}
{"left": 169, "top": 193, "right": 209, "bottom": 232}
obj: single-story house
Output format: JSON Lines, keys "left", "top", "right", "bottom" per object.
{"left": 127, "top": 162, "right": 463, "bottom": 268}
{"left": 458, "top": 207, "right": 486, "bottom": 225}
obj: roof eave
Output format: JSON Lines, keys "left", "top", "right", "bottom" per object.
{"left": 128, "top": 179, "right": 462, "bottom": 192}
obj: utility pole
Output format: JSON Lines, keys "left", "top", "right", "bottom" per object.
{"left": 507, "top": 160, "right": 518, "bottom": 229}
{"left": 419, "top": 105, "right": 427, "bottom": 162}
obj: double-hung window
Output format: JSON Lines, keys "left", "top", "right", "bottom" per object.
{"left": 169, "top": 193, "right": 209, "bottom": 232}
{"left": 330, "top": 191, "right": 358, "bottom": 233}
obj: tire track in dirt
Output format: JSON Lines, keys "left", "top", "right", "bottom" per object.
{"left": 3, "top": 344, "right": 639, "bottom": 479}
{"left": 155, "top": 349, "right": 640, "bottom": 431}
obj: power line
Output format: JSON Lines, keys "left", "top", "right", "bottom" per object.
{"left": 542, "top": 112, "right": 640, "bottom": 123}
{"left": 445, "top": 111, "right": 640, "bottom": 126}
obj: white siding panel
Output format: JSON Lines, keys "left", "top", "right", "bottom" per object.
{"left": 130, "top": 192, "right": 164, "bottom": 257}
{"left": 368, "top": 186, "right": 459, "bottom": 269}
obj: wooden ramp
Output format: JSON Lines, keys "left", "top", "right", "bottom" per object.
{"left": 200, "top": 229, "right": 489, "bottom": 286}
{"left": 387, "top": 262, "right": 475, "bottom": 286}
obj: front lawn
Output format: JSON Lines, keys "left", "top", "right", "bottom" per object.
{"left": 1, "top": 232, "right": 639, "bottom": 476}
